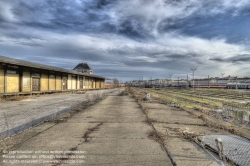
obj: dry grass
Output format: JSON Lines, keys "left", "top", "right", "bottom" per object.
{"left": 1, "top": 94, "right": 29, "bottom": 101}
{"left": 131, "top": 87, "right": 250, "bottom": 139}
{"left": 128, "top": 87, "right": 241, "bottom": 166}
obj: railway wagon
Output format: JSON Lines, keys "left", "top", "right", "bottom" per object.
{"left": 192, "top": 84, "right": 227, "bottom": 88}
{"left": 226, "top": 83, "right": 250, "bottom": 89}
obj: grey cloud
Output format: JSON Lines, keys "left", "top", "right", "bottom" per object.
{"left": 231, "top": 55, "right": 250, "bottom": 63}
{"left": 14, "top": 42, "right": 44, "bottom": 47}
{"left": 210, "top": 54, "right": 250, "bottom": 63}
{"left": 209, "top": 58, "right": 224, "bottom": 62}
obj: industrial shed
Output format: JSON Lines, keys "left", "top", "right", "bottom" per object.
{"left": 0, "top": 55, "right": 105, "bottom": 94}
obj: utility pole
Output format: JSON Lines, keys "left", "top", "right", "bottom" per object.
{"left": 186, "top": 75, "right": 188, "bottom": 89}
{"left": 221, "top": 73, "right": 225, "bottom": 78}
{"left": 236, "top": 76, "right": 238, "bottom": 90}
{"left": 169, "top": 74, "right": 173, "bottom": 86}
{"left": 208, "top": 75, "right": 210, "bottom": 88}
{"left": 178, "top": 77, "right": 179, "bottom": 88}
{"left": 141, "top": 77, "right": 143, "bottom": 88}
{"left": 197, "top": 77, "right": 199, "bottom": 89}
{"left": 190, "top": 68, "right": 197, "bottom": 91}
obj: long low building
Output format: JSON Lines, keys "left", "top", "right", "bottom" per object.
{"left": 0, "top": 55, "right": 105, "bottom": 94}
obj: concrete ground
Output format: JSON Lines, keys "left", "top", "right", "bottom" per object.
{"left": 1, "top": 89, "right": 173, "bottom": 166}
{"left": 0, "top": 89, "right": 120, "bottom": 133}
{"left": 141, "top": 102, "right": 230, "bottom": 166}
{"left": 0, "top": 88, "right": 234, "bottom": 166}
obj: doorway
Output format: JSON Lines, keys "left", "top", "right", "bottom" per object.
{"left": 32, "top": 77, "right": 40, "bottom": 91}
{"left": 80, "top": 81, "right": 83, "bottom": 89}
{"left": 62, "top": 79, "right": 67, "bottom": 90}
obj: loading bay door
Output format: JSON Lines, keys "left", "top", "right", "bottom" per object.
{"left": 32, "top": 77, "right": 40, "bottom": 91}
{"left": 79, "top": 81, "right": 83, "bottom": 89}
{"left": 72, "top": 76, "right": 77, "bottom": 89}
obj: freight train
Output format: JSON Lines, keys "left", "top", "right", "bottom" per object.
{"left": 192, "top": 83, "right": 250, "bottom": 89}
{"left": 128, "top": 81, "right": 250, "bottom": 89}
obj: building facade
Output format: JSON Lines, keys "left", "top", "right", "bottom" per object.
{"left": 0, "top": 55, "right": 105, "bottom": 94}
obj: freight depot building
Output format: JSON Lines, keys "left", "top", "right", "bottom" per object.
{"left": 0, "top": 55, "right": 105, "bottom": 94}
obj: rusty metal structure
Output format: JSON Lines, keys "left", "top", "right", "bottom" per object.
{"left": 199, "top": 134, "right": 250, "bottom": 166}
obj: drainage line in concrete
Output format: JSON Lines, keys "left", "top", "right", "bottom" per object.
{"left": 136, "top": 100, "right": 176, "bottom": 166}
{"left": 150, "top": 123, "right": 176, "bottom": 166}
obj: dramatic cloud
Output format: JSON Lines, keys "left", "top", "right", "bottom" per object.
{"left": 210, "top": 54, "right": 250, "bottom": 63}
{"left": 0, "top": 0, "right": 250, "bottom": 80}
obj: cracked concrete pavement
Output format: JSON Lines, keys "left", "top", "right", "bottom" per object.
{"left": 141, "top": 102, "right": 230, "bottom": 166}
{"left": 0, "top": 89, "right": 119, "bottom": 133}
{"left": 1, "top": 88, "right": 173, "bottom": 166}
{"left": 0, "top": 88, "right": 231, "bottom": 166}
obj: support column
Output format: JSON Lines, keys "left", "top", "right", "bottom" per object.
{"left": 4, "top": 65, "right": 6, "bottom": 93}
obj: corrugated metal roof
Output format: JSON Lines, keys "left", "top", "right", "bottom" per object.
{"left": 0, "top": 55, "right": 105, "bottom": 79}
{"left": 73, "top": 63, "right": 92, "bottom": 70}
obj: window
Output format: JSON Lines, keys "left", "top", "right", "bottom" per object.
{"left": 23, "top": 77, "right": 29, "bottom": 86}
{"left": 7, "top": 65, "right": 18, "bottom": 69}
{"left": 7, "top": 70, "right": 18, "bottom": 74}
{"left": 62, "top": 75, "right": 68, "bottom": 80}
{"left": 32, "top": 73, "right": 40, "bottom": 77}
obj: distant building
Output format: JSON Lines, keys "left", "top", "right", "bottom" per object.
{"left": 73, "top": 63, "right": 93, "bottom": 74}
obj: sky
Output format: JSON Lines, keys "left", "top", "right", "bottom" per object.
{"left": 0, "top": 0, "right": 250, "bottom": 81}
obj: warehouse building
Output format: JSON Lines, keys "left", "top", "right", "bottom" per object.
{"left": 0, "top": 55, "right": 105, "bottom": 94}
